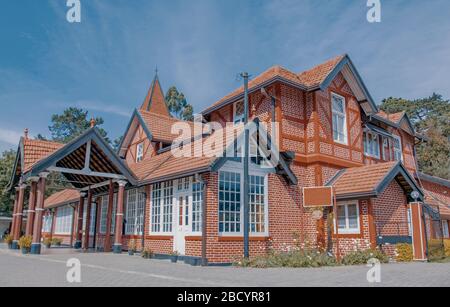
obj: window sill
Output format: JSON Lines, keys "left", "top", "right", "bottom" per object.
{"left": 145, "top": 235, "right": 173, "bottom": 240}
{"left": 218, "top": 236, "right": 271, "bottom": 242}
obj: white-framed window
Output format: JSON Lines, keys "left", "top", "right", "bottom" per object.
{"left": 136, "top": 142, "right": 144, "bottom": 162}
{"left": 442, "top": 220, "right": 449, "bottom": 238}
{"left": 363, "top": 131, "right": 380, "bottom": 158}
{"left": 407, "top": 207, "right": 413, "bottom": 237}
{"left": 177, "top": 177, "right": 191, "bottom": 192}
{"left": 55, "top": 205, "right": 73, "bottom": 235}
{"left": 331, "top": 93, "right": 348, "bottom": 145}
{"left": 233, "top": 100, "right": 245, "bottom": 124}
{"left": 99, "top": 194, "right": 117, "bottom": 234}
{"left": 192, "top": 182, "right": 203, "bottom": 233}
{"left": 393, "top": 135, "right": 403, "bottom": 162}
{"left": 218, "top": 170, "right": 268, "bottom": 235}
{"left": 249, "top": 175, "right": 266, "bottom": 233}
{"left": 335, "top": 202, "right": 360, "bottom": 234}
{"left": 151, "top": 181, "right": 173, "bottom": 233}
{"left": 42, "top": 214, "right": 53, "bottom": 233}
{"left": 382, "top": 137, "right": 389, "bottom": 161}
{"left": 125, "top": 188, "right": 146, "bottom": 235}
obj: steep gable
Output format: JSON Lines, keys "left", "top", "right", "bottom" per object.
{"left": 140, "top": 73, "right": 170, "bottom": 117}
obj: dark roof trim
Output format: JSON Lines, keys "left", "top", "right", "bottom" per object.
{"left": 23, "top": 128, "right": 137, "bottom": 185}
{"left": 202, "top": 76, "right": 308, "bottom": 115}
{"left": 6, "top": 141, "right": 23, "bottom": 191}
{"left": 375, "top": 162, "right": 423, "bottom": 200}
{"left": 210, "top": 118, "right": 298, "bottom": 185}
{"left": 118, "top": 109, "right": 153, "bottom": 157}
{"left": 45, "top": 199, "right": 79, "bottom": 210}
{"left": 370, "top": 113, "right": 416, "bottom": 137}
{"left": 139, "top": 167, "right": 211, "bottom": 186}
{"left": 325, "top": 169, "right": 346, "bottom": 187}
{"left": 418, "top": 172, "right": 450, "bottom": 189}
{"left": 202, "top": 55, "right": 378, "bottom": 116}
{"left": 318, "top": 55, "right": 378, "bottom": 114}
{"left": 365, "top": 123, "right": 393, "bottom": 138}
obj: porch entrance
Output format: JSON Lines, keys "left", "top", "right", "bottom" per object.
{"left": 174, "top": 192, "right": 191, "bottom": 255}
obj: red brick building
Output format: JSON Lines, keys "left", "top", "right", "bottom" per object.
{"left": 8, "top": 54, "right": 449, "bottom": 263}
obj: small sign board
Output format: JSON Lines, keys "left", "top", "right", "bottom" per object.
{"left": 303, "top": 187, "right": 333, "bottom": 208}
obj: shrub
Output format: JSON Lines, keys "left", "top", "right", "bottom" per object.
{"left": 444, "top": 239, "right": 450, "bottom": 257}
{"left": 43, "top": 237, "right": 52, "bottom": 248}
{"left": 4, "top": 234, "right": 13, "bottom": 245}
{"left": 395, "top": 243, "right": 413, "bottom": 262}
{"left": 141, "top": 248, "right": 154, "bottom": 259}
{"left": 18, "top": 236, "right": 33, "bottom": 249}
{"left": 128, "top": 239, "right": 137, "bottom": 252}
{"left": 341, "top": 249, "right": 389, "bottom": 266}
{"left": 51, "top": 238, "right": 63, "bottom": 246}
{"left": 235, "top": 249, "right": 337, "bottom": 268}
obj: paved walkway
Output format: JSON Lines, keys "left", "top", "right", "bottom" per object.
{"left": 0, "top": 244, "right": 448, "bottom": 287}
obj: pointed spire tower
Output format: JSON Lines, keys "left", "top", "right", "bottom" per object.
{"left": 140, "top": 69, "right": 171, "bottom": 117}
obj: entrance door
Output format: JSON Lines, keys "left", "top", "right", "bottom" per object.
{"left": 174, "top": 194, "right": 190, "bottom": 255}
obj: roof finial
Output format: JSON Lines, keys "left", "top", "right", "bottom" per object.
{"left": 90, "top": 117, "right": 96, "bottom": 128}
{"left": 155, "top": 66, "right": 159, "bottom": 77}
{"left": 24, "top": 128, "right": 29, "bottom": 139}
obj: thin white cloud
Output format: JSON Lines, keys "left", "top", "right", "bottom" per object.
{"left": 0, "top": 128, "right": 23, "bottom": 145}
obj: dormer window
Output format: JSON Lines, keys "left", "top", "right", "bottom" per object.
{"left": 136, "top": 142, "right": 144, "bottom": 163}
{"left": 363, "top": 131, "right": 380, "bottom": 159}
{"left": 331, "top": 93, "right": 348, "bottom": 145}
{"left": 393, "top": 135, "right": 403, "bottom": 162}
{"left": 233, "top": 101, "right": 245, "bottom": 124}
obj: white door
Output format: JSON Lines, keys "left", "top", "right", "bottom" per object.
{"left": 174, "top": 194, "right": 190, "bottom": 255}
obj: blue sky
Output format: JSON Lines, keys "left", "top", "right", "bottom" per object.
{"left": 1, "top": 0, "right": 450, "bottom": 152}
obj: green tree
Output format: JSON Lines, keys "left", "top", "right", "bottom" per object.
{"left": 165, "top": 86, "right": 194, "bottom": 121}
{"left": 380, "top": 93, "right": 450, "bottom": 179}
{"left": 0, "top": 150, "right": 16, "bottom": 214}
{"left": 48, "top": 107, "right": 109, "bottom": 143}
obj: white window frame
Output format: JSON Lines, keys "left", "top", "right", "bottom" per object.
{"left": 442, "top": 220, "right": 449, "bottom": 238}
{"left": 191, "top": 182, "right": 203, "bottom": 234}
{"left": 125, "top": 188, "right": 146, "bottom": 235}
{"left": 150, "top": 181, "right": 174, "bottom": 235}
{"left": 99, "top": 194, "right": 117, "bottom": 235}
{"left": 54, "top": 205, "right": 73, "bottom": 235}
{"left": 407, "top": 207, "right": 413, "bottom": 237}
{"left": 393, "top": 135, "right": 403, "bottom": 162}
{"left": 42, "top": 214, "right": 53, "bottom": 233}
{"left": 218, "top": 164, "right": 269, "bottom": 237}
{"left": 334, "top": 202, "right": 360, "bottom": 235}
{"left": 136, "top": 142, "right": 144, "bottom": 163}
{"left": 331, "top": 93, "right": 348, "bottom": 145}
{"left": 233, "top": 100, "right": 245, "bottom": 124}
{"left": 363, "top": 131, "right": 380, "bottom": 159}
{"left": 382, "top": 137, "right": 389, "bottom": 161}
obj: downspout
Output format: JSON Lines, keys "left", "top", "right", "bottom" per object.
{"left": 200, "top": 175, "right": 208, "bottom": 266}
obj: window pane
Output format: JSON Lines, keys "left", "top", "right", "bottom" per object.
{"left": 347, "top": 204, "right": 358, "bottom": 228}
{"left": 218, "top": 171, "right": 241, "bottom": 233}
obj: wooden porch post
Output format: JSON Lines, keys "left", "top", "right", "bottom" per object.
{"left": 31, "top": 172, "right": 49, "bottom": 254}
{"left": 25, "top": 179, "right": 38, "bottom": 237}
{"left": 83, "top": 190, "right": 93, "bottom": 250}
{"left": 104, "top": 180, "right": 114, "bottom": 252}
{"left": 74, "top": 193, "right": 86, "bottom": 249}
{"left": 113, "top": 181, "right": 127, "bottom": 254}
{"left": 10, "top": 188, "right": 20, "bottom": 249}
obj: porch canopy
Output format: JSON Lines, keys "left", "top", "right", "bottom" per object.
{"left": 326, "top": 161, "right": 424, "bottom": 202}
{"left": 20, "top": 128, "right": 136, "bottom": 192}
{"left": 8, "top": 127, "right": 136, "bottom": 254}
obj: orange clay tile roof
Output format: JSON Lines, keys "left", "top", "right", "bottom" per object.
{"left": 140, "top": 75, "right": 171, "bottom": 117}
{"left": 331, "top": 161, "right": 399, "bottom": 197}
{"left": 297, "top": 55, "right": 345, "bottom": 87}
{"left": 376, "top": 110, "right": 405, "bottom": 124}
{"left": 23, "top": 138, "right": 64, "bottom": 173}
{"left": 44, "top": 189, "right": 80, "bottom": 209}
{"left": 127, "top": 124, "right": 246, "bottom": 182}
{"left": 202, "top": 55, "right": 345, "bottom": 114}
{"left": 138, "top": 110, "right": 195, "bottom": 143}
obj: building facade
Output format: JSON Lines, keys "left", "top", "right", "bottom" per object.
{"left": 8, "top": 54, "right": 450, "bottom": 264}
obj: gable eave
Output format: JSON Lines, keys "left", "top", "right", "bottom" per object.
{"left": 318, "top": 55, "right": 378, "bottom": 115}
{"left": 118, "top": 109, "right": 153, "bottom": 158}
